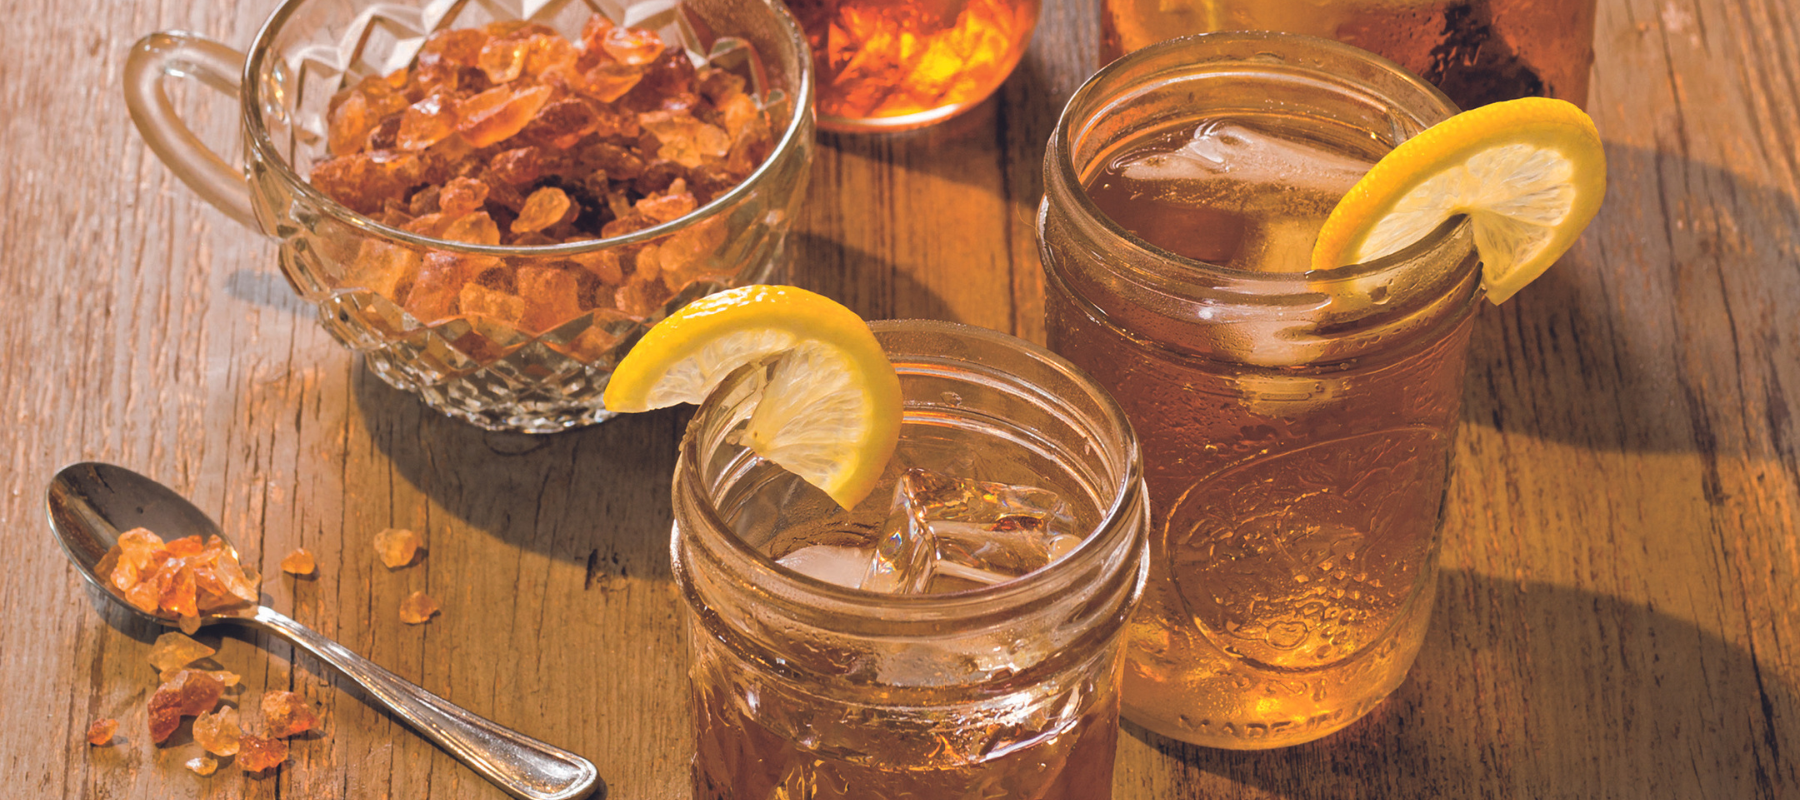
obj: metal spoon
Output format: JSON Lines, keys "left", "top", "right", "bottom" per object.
{"left": 46, "top": 462, "right": 602, "bottom": 800}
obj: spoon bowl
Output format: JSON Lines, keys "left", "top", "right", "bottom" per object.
{"left": 49, "top": 462, "right": 244, "bottom": 627}
{"left": 46, "top": 462, "right": 602, "bottom": 800}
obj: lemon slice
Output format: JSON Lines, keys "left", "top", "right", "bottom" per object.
{"left": 602, "top": 285, "right": 902, "bottom": 509}
{"left": 1312, "top": 97, "right": 1606, "bottom": 304}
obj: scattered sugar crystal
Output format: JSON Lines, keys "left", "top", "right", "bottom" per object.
{"left": 512, "top": 186, "right": 571, "bottom": 233}
{"left": 577, "top": 61, "right": 644, "bottom": 104}
{"left": 438, "top": 177, "right": 491, "bottom": 217}
{"left": 309, "top": 151, "right": 426, "bottom": 214}
{"left": 478, "top": 34, "right": 532, "bottom": 84}
{"left": 421, "top": 28, "right": 486, "bottom": 68}
{"left": 516, "top": 266, "right": 583, "bottom": 333}
{"left": 158, "top": 568, "right": 199, "bottom": 620}
{"left": 185, "top": 754, "right": 218, "bottom": 775}
{"left": 397, "top": 93, "right": 458, "bottom": 151}
{"left": 279, "top": 548, "right": 316, "bottom": 576}
{"left": 602, "top": 26, "right": 665, "bottom": 66}
{"left": 85, "top": 718, "right": 117, "bottom": 746}
{"left": 261, "top": 691, "right": 321, "bottom": 738}
{"left": 161, "top": 667, "right": 240, "bottom": 687}
{"left": 149, "top": 632, "right": 216, "bottom": 673}
{"left": 399, "top": 591, "right": 440, "bottom": 624}
{"left": 147, "top": 670, "right": 226, "bottom": 744}
{"left": 440, "top": 212, "right": 502, "bottom": 246}
{"left": 458, "top": 85, "right": 553, "bottom": 148}
{"left": 460, "top": 283, "right": 527, "bottom": 325}
{"left": 193, "top": 706, "right": 243, "bottom": 756}
{"left": 635, "top": 178, "right": 697, "bottom": 223}
{"left": 527, "top": 98, "right": 603, "bottom": 149}
{"left": 404, "top": 253, "right": 465, "bottom": 322}
{"left": 237, "top": 734, "right": 288, "bottom": 772}
{"left": 489, "top": 147, "right": 543, "bottom": 185}
{"left": 125, "top": 581, "right": 161, "bottom": 614}
{"left": 373, "top": 528, "right": 423, "bottom": 569}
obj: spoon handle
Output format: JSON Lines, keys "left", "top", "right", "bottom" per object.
{"left": 247, "top": 606, "right": 602, "bottom": 800}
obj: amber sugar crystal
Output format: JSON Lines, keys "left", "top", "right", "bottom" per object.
{"left": 261, "top": 691, "right": 321, "bottom": 738}
{"left": 147, "top": 669, "right": 227, "bottom": 744}
{"left": 98, "top": 529, "right": 261, "bottom": 628}
{"left": 159, "top": 667, "right": 241, "bottom": 687}
{"left": 193, "top": 706, "right": 243, "bottom": 756}
{"left": 373, "top": 528, "right": 424, "bottom": 568}
{"left": 148, "top": 631, "right": 216, "bottom": 673}
{"left": 279, "top": 548, "right": 316, "bottom": 576}
{"left": 313, "top": 14, "right": 778, "bottom": 341}
{"left": 237, "top": 734, "right": 289, "bottom": 773}
{"left": 85, "top": 718, "right": 118, "bottom": 746}
{"left": 399, "top": 590, "right": 440, "bottom": 624}
{"left": 186, "top": 754, "right": 219, "bottom": 776}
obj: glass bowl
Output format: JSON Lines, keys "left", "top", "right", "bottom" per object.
{"left": 126, "top": 0, "right": 814, "bottom": 432}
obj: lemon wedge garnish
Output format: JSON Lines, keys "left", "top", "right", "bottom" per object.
{"left": 1312, "top": 97, "right": 1606, "bottom": 304}
{"left": 602, "top": 285, "right": 901, "bottom": 509}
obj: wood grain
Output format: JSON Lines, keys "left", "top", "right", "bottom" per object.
{"left": 0, "top": 0, "right": 1793, "bottom": 798}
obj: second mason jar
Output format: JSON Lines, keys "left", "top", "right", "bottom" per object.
{"left": 1038, "top": 33, "right": 1480, "bottom": 748}
{"left": 672, "top": 321, "right": 1149, "bottom": 794}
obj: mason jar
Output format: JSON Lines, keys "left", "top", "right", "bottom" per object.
{"left": 671, "top": 320, "right": 1149, "bottom": 795}
{"left": 1038, "top": 33, "right": 1478, "bottom": 748}
{"left": 1100, "top": 0, "right": 1597, "bottom": 110}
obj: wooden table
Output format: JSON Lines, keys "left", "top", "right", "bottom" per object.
{"left": 5, "top": 0, "right": 1796, "bottom": 797}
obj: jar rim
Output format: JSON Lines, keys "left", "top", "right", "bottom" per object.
{"left": 239, "top": 0, "right": 815, "bottom": 256}
{"left": 1049, "top": 31, "right": 1467, "bottom": 290}
{"left": 675, "top": 319, "right": 1148, "bottom": 621}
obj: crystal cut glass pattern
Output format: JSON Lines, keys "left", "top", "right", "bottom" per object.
{"left": 242, "top": 0, "right": 813, "bottom": 431}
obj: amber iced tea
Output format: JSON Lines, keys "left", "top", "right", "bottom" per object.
{"left": 1101, "top": 0, "right": 1597, "bottom": 110}
{"left": 788, "top": 0, "right": 1040, "bottom": 130}
{"left": 672, "top": 322, "right": 1147, "bottom": 795}
{"left": 1039, "top": 34, "right": 1479, "bottom": 748}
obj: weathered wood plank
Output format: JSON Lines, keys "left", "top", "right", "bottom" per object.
{"left": 0, "top": 0, "right": 1793, "bottom": 798}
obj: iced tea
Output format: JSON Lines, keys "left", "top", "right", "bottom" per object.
{"left": 1101, "top": 0, "right": 1597, "bottom": 110}
{"left": 1038, "top": 34, "right": 1480, "bottom": 748}
{"left": 787, "top": 0, "right": 1041, "bottom": 131}
{"left": 671, "top": 321, "right": 1148, "bottom": 793}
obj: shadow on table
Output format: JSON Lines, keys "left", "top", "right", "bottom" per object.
{"left": 1124, "top": 568, "right": 1795, "bottom": 798}
{"left": 341, "top": 229, "right": 966, "bottom": 577}
{"left": 1460, "top": 143, "right": 1800, "bottom": 456}
{"left": 784, "top": 230, "right": 959, "bottom": 322}
{"left": 350, "top": 365, "right": 690, "bottom": 578}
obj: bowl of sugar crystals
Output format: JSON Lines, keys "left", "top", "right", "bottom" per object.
{"left": 126, "top": 0, "right": 814, "bottom": 431}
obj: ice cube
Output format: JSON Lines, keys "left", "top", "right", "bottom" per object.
{"left": 1116, "top": 121, "right": 1373, "bottom": 207}
{"left": 1110, "top": 121, "right": 1377, "bottom": 273}
{"left": 776, "top": 545, "right": 874, "bottom": 589}
{"left": 901, "top": 469, "right": 1077, "bottom": 587}
{"left": 764, "top": 469, "right": 1084, "bottom": 593}
{"left": 862, "top": 473, "right": 939, "bottom": 593}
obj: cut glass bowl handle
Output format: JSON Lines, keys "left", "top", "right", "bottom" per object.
{"left": 124, "top": 31, "right": 260, "bottom": 230}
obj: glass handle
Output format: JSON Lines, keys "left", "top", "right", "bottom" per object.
{"left": 246, "top": 606, "right": 604, "bottom": 800}
{"left": 123, "top": 32, "right": 261, "bottom": 231}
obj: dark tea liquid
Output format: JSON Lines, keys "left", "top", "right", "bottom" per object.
{"left": 1048, "top": 113, "right": 1475, "bottom": 748}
